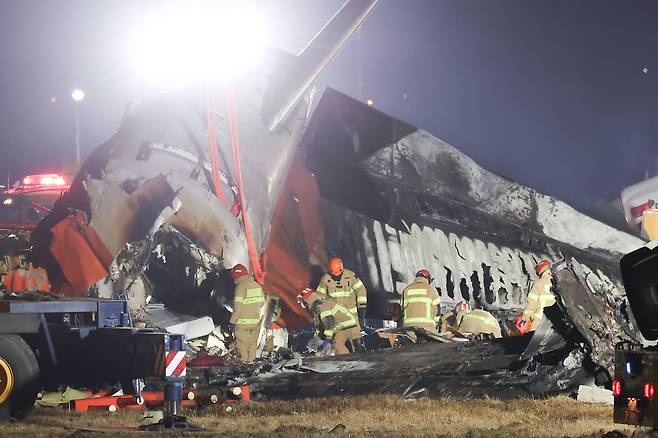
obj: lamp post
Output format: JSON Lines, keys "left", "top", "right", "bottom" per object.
{"left": 71, "top": 88, "right": 85, "bottom": 164}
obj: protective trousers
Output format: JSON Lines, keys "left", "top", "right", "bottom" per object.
{"left": 234, "top": 326, "right": 260, "bottom": 362}
{"left": 332, "top": 325, "right": 362, "bottom": 355}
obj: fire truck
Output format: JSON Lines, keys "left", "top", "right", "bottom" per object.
{"left": 0, "top": 173, "right": 70, "bottom": 233}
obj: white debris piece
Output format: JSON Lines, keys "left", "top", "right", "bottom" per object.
{"left": 576, "top": 385, "right": 613, "bottom": 405}
{"left": 143, "top": 305, "right": 215, "bottom": 340}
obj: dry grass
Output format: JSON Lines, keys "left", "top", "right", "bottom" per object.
{"left": 0, "top": 395, "right": 636, "bottom": 437}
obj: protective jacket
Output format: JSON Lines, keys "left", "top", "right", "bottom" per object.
{"left": 230, "top": 274, "right": 265, "bottom": 327}
{"left": 457, "top": 309, "right": 502, "bottom": 338}
{"left": 302, "top": 291, "right": 358, "bottom": 338}
{"left": 523, "top": 270, "right": 556, "bottom": 330}
{"left": 316, "top": 269, "right": 367, "bottom": 320}
{"left": 401, "top": 276, "right": 440, "bottom": 331}
{"left": 302, "top": 290, "right": 360, "bottom": 355}
{"left": 230, "top": 274, "right": 265, "bottom": 362}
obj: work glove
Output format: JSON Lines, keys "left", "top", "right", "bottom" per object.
{"left": 358, "top": 307, "right": 367, "bottom": 327}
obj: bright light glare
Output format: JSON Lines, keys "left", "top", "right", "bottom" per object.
{"left": 71, "top": 88, "right": 85, "bottom": 102}
{"left": 133, "top": 3, "right": 268, "bottom": 86}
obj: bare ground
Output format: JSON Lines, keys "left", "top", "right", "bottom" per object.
{"left": 0, "top": 395, "right": 636, "bottom": 437}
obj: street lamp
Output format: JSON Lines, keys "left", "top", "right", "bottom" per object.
{"left": 71, "top": 88, "right": 85, "bottom": 163}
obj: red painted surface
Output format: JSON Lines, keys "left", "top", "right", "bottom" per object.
{"left": 263, "top": 154, "right": 326, "bottom": 329}
{"left": 49, "top": 211, "right": 114, "bottom": 295}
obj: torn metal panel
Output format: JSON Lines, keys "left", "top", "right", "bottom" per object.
{"left": 141, "top": 304, "right": 214, "bottom": 340}
{"left": 32, "top": 175, "right": 179, "bottom": 294}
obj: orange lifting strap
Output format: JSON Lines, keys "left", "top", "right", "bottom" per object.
{"left": 206, "top": 84, "right": 265, "bottom": 284}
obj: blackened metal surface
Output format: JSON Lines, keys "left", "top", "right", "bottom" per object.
{"left": 248, "top": 336, "right": 591, "bottom": 400}
{"left": 620, "top": 243, "right": 658, "bottom": 341}
{"left": 296, "top": 88, "right": 644, "bottom": 378}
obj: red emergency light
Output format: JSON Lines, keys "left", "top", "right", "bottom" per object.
{"left": 612, "top": 379, "right": 622, "bottom": 397}
{"left": 643, "top": 383, "right": 654, "bottom": 400}
{"left": 631, "top": 202, "right": 652, "bottom": 219}
{"left": 21, "top": 174, "right": 67, "bottom": 188}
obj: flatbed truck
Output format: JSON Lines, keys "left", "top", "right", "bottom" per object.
{"left": 0, "top": 296, "right": 185, "bottom": 421}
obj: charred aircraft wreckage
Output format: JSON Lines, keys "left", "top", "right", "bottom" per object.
{"left": 0, "top": 0, "right": 648, "bottom": 400}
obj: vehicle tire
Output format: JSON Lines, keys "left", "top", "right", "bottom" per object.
{"left": 0, "top": 334, "right": 40, "bottom": 420}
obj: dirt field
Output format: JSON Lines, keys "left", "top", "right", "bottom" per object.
{"left": 0, "top": 395, "right": 635, "bottom": 437}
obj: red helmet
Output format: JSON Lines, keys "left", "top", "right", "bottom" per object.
{"left": 297, "top": 288, "right": 315, "bottom": 304}
{"left": 230, "top": 264, "right": 248, "bottom": 280}
{"left": 415, "top": 269, "right": 431, "bottom": 280}
{"left": 455, "top": 300, "right": 470, "bottom": 312}
{"left": 515, "top": 316, "right": 531, "bottom": 334}
{"left": 535, "top": 259, "right": 551, "bottom": 276}
{"left": 329, "top": 257, "right": 344, "bottom": 276}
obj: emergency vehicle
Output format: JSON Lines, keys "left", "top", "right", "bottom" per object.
{"left": 0, "top": 174, "right": 69, "bottom": 232}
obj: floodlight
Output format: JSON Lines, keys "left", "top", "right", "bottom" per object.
{"left": 132, "top": 3, "right": 268, "bottom": 86}
{"left": 71, "top": 88, "right": 85, "bottom": 102}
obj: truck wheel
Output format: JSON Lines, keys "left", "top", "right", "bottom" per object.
{"left": 0, "top": 335, "right": 40, "bottom": 420}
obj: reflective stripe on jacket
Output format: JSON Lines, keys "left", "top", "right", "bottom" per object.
{"left": 303, "top": 291, "right": 357, "bottom": 339}
{"left": 458, "top": 309, "right": 502, "bottom": 338}
{"left": 523, "top": 271, "right": 556, "bottom": 329}
{"left": 230, "top": 275, "right": 265, "bottom": 327}
{"left": 401, "top": 276, "right": 440, "bottom": 330}
{"left": 316, "top": 269, "right": 367, "bottom": 316}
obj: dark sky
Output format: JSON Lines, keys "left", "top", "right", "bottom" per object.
{"left": 1, "top": 1, "right": 657, "bottom": 213}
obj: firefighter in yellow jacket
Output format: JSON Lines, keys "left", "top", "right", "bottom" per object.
{"left": 401, "top": 269, "right": 441, "bottom": 332}
{"left": 229, "top": 264, "right": 265, "bottom": 362}
{"left": 515, "top": 259, "right": 556, "bottom": 334}
{"left": 441, "top": 301, "right": 502, "bottom": 338}
{"left": 298, "top": 288, "right": 362, "bottom": 355}
{"left": 316, "top": 257, "right": 367, "bottom": 328}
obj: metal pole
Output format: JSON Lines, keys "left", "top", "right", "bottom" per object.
{"left": 75, "top": 104, "right": 80, "bottom": 164}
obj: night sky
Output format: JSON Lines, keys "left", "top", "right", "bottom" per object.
{"left": 1, "top": 1, "right": 657, "bottom": 216}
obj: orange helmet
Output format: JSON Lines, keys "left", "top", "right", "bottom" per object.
{"left": 515, "top": 316, "right": 531, "bottom": 334}
{"left": 328, "top": 257, "right": 344, "bottom": 276}
{"left": 230, "top": 264, "right": 248, "bottom": 280}
{"left": 415, "top": 269, "right": 431, "bottom": 281}
{"left": 535, "top": 259, "right": 551, "bottom": 276}
{"left": 455, "top": 300, "right": 470, "bottom": 312}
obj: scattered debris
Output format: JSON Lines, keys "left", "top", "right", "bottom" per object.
{"left": 577, "top": 385, "right": 613, "bottom": 405}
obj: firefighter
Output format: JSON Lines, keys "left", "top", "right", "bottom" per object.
{"left": 297, "top": 288, "right": 362, "bottom": 355}
{"left": 515, "top": 259, "right": 556, "bottom": 334}
{"left": 449, "top": 301, "right": 502, "bottom": 338}
{"left": 229, "top": 264, "right": 265, "bottom": 362}
{"left": 400, "top": 269, "right": 441, "bottom": 332}
{"left": 316, "top": 257, "right": 367, "bottom": 328}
